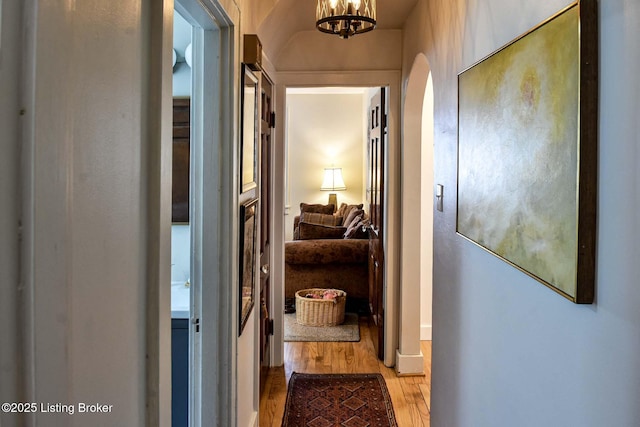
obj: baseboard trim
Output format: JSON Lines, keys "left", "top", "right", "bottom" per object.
{"left": 395, "top": 350, "right": 425, "bottom": 376}
{"left": 420, "top": 324, "right": 432, "bottom": 341}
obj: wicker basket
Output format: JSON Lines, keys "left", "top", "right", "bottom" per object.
{"left": 295, "top": 288, "right": 346, "bottom": 327}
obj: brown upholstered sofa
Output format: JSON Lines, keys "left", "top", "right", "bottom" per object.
{"left": 284, "top": 203, "right": 370, "bottom": 314}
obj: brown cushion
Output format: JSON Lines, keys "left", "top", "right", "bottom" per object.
{"left": 300, "top": 203, "right": 335, "bottom": 215}
{"left": 298, "top": 222, "right": 347, "bottom": 240}
{"left": 335, "top": 203, "right": 348, "bottom": 217}
{"left": 299, "top": 212, "right": 343, "bottom": 227}
{"left": 285, "top": 239, "right": 369, "bottom": 264}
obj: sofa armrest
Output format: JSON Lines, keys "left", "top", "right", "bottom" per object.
{"left": 285, "top": 239, "right": 368, "bottom": 265}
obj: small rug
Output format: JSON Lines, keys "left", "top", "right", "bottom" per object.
{"left": 284, "top": 313, "right": 360, "bottom": 342}
{"left": 282, "top": 373, "right": 397, "bottom": 427}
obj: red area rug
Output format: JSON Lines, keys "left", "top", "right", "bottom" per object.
{"left": 282, "top": 372, "right": 397, "bottom": 427}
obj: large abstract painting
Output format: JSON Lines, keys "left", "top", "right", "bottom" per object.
{"left": 456, "top": 1, "right": 597, "bottom": 303}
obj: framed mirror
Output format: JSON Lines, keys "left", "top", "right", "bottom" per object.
{"left": 240, "top": 64, "right": 258, "bottom": 193}
{"left": 239, "top": 198, "right": 258, "bottom": 334}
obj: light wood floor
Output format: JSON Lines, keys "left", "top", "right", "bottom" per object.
{"left": 259, "top": 317, "right": 432, "bottom": 427}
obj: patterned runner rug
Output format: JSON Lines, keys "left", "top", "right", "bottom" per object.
{"left": 282, "top": 373, "right": 397, "bottom": 427}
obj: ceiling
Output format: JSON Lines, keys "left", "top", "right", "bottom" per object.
{"left": 257, "top": 0, "right": 419, "bottom": 63}
{"left": 375, "top": 0, "right": 421, "bottom": 29}
{"left": 287, "top": 87, "right": 369, "bottom": 95}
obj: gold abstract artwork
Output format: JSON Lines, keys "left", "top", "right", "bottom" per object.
{"left": 457, "top": 4, "right": 581, "bottom": 298}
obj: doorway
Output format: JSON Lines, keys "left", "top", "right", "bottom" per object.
{"left": 279, "top": 84, "right": 393, "bottom": 368}
{"left": 396, "top": 53, "right": 434, "bottom": 375}
{"left": 271, "top": 72, "right": 402, "bottom": 369}
{"left": 171, "top": 1, "right": 236, "bottom": 425}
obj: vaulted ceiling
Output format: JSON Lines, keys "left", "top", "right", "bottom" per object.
{"left": 255, "top": 0, "right": 419, "bottom": 66}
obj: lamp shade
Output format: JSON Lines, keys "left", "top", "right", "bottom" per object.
{"left": 320, "top": 168, "right": 347, "bottom": 191}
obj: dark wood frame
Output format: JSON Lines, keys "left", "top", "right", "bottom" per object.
{"left": 258, "top": 71, "right": 274, "bottom": 393}
{"left": 456, "top": 0, "right": 597, "bottom": 303}
{"left": 239, "top": 198, "right": 258, "bottom": 335}
{"left": 172, "top": 98, "right": 190, "bottom": 223}
{"left": 240, "top": 64, "right": 259, "bottom": 194}
{"left": 367, "top": 87, "right": 386, "bottom": 360}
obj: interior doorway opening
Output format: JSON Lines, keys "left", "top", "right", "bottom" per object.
{"left": 396, "top": 53, "right": 433, "bottom": 375}
{"left": 170, "top": 1, "right": 236, "bottom": 425}
{"left": 281, "top": 86, "right": 385, "bottom": 355}
{"left": 170, "top": 10, "right": 193, "bottom": 427}
{"left": 271, "top": 71, "right": 402, "bottom": 373}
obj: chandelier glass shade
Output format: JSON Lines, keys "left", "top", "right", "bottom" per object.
{"left": 316, "top": 0, "right": 377, "bottom": 39}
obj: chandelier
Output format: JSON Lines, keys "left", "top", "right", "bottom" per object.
{"left": 316, "top": 0, "right": 377, "bottom": 39}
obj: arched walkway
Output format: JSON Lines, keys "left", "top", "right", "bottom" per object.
{"left": 397, "top": 53, "right": 434, "bottom": 374}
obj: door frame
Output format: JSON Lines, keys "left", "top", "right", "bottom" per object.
{"left": 273, "top": 70, "right": 401, "bottom": 367}
{"left": 396, "top": 54, "right": 433, "bottom": 375}
{"left": 173, "top": 1, "right": 239, "bottom": 425}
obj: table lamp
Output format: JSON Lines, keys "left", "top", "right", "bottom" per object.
{"left": 320, "top": 167, "right": 346, "bottom": 212}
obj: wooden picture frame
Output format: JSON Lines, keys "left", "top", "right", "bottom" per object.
{"left": 172, "top": 98, "right": 190, "bottom": 223}
{"left": 456, "top": 1, "right": 598, "bottom": 303}
{"left": 239, "top": 198, "right": 258, "bottom": 335}
{"left": 240, "top": 64, "right": 258, "bottom": 193}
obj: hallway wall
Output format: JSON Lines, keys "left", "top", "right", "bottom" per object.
{"left": 0, "top": 1, "right": 22, "bottom": 425}
{"left": 403, "top": 0, "right": 640, "bottom": 426}
{"left": 8, "top": 0, "right": 174, "bottom": 425}
{"left": 420, "top": 73, "right": 434, "bottom": 340}
{"left": 275, "top": 30, "right": 402, "bottom": 71}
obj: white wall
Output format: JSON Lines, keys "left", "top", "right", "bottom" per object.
{"left": 403, "top": 0, "right": 640, "bottom": 425}
{"left": 1, "top": 0, "right": 270, "bottom": 425}
{"left": 285, "top": 92, "right": 366, "bottom": 240}
{"left": 16, "top": 0, "right": 172, "bottom": 425}
{"left": 173, "top": 11, "right": 191, "bottom": 97}
{"left": 171, "top": 225, "right": 191, "bottom": 282}
{"left": 420, "top": 73, "right": 434, "bottom": 341}
{"left": 237, "top": 310, "right": 257, "bottom": 427}
{"left": 275, "top": 30, "right": 402, "bottom": 72}
{"left": 0, "top": 1, "right": 21, "bottom": 425}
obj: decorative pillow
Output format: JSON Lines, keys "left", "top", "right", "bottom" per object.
{"left": 298, "top": 222, "right": 347, "bottom": 240}
{"left": 343, "top": 208, "right": 365, "bottom": 230}
{"left": 343, "top": 215, "right": 363, "bottom": 238}
{"left": 335, "top": 203, "right": 348, "bottom": 217}
{"left": 355, "top": 218, "right": 370, "bottom": 239}
{"left": 300, "top": 203, "right": 335, "bottom": 215}
{"left": 336, "top": 203, "right": 364, "bottom": 220}
{"left": 345, "top": 217, "right": 370, "bottom": 239}
{"left": 299, "top": 212, "right": 343, "bottom": 226}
